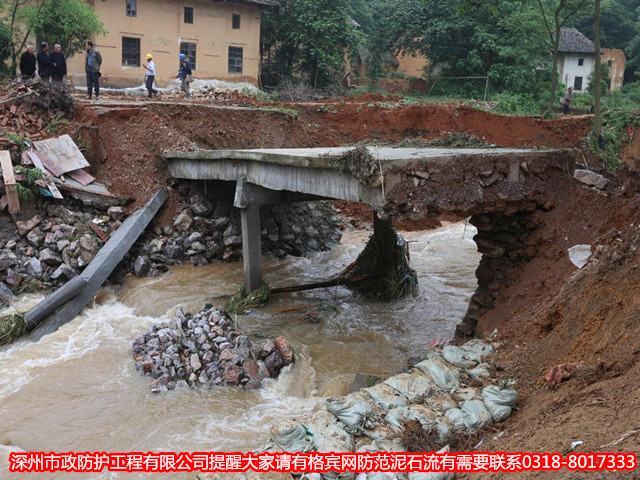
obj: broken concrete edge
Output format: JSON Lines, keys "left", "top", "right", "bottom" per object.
{"left": 162, "top": 147, "right": 567, "bottom": 172}
{"left": 28, "top": 189, "right": 168, "bottom": 341}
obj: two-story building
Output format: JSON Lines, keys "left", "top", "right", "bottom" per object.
{"left": 67, "top": 0, "right": 275, "bottom": 88}
{"left": 558, "top": 26, "right": 626, "bottom": 93}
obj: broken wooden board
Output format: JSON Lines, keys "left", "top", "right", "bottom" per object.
{"left": 35, "top": 151, "right": 65, "bottom": 177}
{"left": 29, "top": 189, "right": 168, "bottom": 340}
{"left": 33, "top": 134, "right": 90, "bottom": 174}
{"left": 57, "top": 177, "right": 120, "bottom": 207}
{"left": 66, "top": 168, "right": 95, "bottom": 186}
{"left": 27, "top": 151, "right": 63, "bottom": 199}
{"left": 0, "top": 150, "right": 20, "bottom": 214}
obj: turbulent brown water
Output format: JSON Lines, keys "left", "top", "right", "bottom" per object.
{"left": 0, "top": 223, "right": 479, "bottom": 480}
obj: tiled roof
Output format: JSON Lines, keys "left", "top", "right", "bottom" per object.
{"left": 558, "top": 27, "right": 595, "bottom": 54}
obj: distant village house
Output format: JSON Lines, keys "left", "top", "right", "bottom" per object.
{"left": 66, "top": 0, "right": 276, "bottom": 88}
{"left": 558, "top": 27, "right": 625, "bottom": 94}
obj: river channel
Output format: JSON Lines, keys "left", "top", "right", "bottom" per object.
{"left": 0, "top": 222, "right": 480, "bottom": 480}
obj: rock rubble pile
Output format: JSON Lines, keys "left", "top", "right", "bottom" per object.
{"left": 132, "top": 305, "right": 295, "bottom": 391}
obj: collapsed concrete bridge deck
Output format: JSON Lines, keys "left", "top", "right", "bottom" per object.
{"left": 163, "top": 147, "right": 574, "bottom": 297}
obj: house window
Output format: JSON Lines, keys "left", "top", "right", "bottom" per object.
{"left": 122, "top": 37, "right": 140, "bottom": 66}
{"left": 126, "top": 0, "right": 137, "bottom": 17}
{"left": 180, "top": 42, "right": 197, "bottom": 70}
{"left": 184, "top": 7, "right": 194, "bottom": 24}
{"left": 574, "top": 76, "right": 583, "bottom": 91}
{"left": 578, "top": 58, "right": 584, "bottom": 66}
{"left": 228, "top": 46, "right": 243, "bottom": 74}
{"left": 232, "top": 14, "right": 241, "bottom": 29}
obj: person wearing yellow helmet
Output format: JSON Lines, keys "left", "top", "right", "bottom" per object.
{"left": 143, "top": 53, "right": 158, "bottom": 99}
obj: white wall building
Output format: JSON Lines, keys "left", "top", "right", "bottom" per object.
{"left": 557, "top": 27, "right": 595, "bottom": 93}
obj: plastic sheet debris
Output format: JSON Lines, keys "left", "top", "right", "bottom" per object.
{"left": 482, "top": 385, "right": 519, "bottom": 422}
{"left": 568, "top": 244, "right": 592, "bottom": 269}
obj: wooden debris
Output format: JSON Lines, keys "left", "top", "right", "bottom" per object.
{"left": 27, "top": 151, "right": 63, "bottom": 199}
{"left": 0, "top": 150, "right": 20, "bottom": 214}
{"left": 88, "top": 222, "right": 109, "bottom": 242}
{"left": 33, "top": 134, "right": 90, "bottom": 174}
{"left": 66, "top": 168, "right": 95, "bottom": 186}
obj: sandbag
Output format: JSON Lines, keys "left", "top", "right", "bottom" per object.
{"left": 367, "top": 474, "right": 399, "bottom": 480}
{"left": 269, "top": 420, "right": 314, "bottom": 453}
{"left": 442, "top": 345, "right": 481, "bottom": 369}
{"left": 425, "top": 394, "right": 457, "bottom": 414}
{"left": 326, "top": 395, "right": 376, "bottom": 434}
{"left": 413, "top": 357, "right": 460, "bottom": 393}
{"left": 408, "top": 447, "right": 454, "bottom": 480}
{"left": 482, "top": 385, "right": 519, "bottom": 422}
{"left": 384, "top": 407, "right": 424, "bottom": 431}
{"left": 408, "top": 404, "right": 438, "bottom": 429}
{"left": 306, "top": 410, "right": 354, "bottom": 453}
{"left": 444, "top": 408, "right": 465, "bottom": 432}
{"left": 383, "top": 373, "right": 434, "bottom": 402}
{"left": 456, "top": 386, "right": 480, "bottom": 402}
{"left": 467, "top": 363, "right": 490, "bottom": 379}
{"left": 358, "top": 439, "right": 405, "bottom": 453}
{"left": 460, "top": 400, "right": 492, "bottom": 430}
{"left": 461, "top": 339, "right": 494, "bottom": 358}
{"left": 432, "top": 417, "right": 452, "bottom": 444}
{"left": 364, "top": 384, "right": 409, "bottom": 411}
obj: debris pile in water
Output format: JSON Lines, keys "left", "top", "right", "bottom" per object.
{"left": 132, "top": 304, "right": 294, "bottom": 392}
{"left": 347, "top": 212, "right": 418, "bottom": 300}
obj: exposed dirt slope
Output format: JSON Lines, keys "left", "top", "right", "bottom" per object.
{"left": 462, "top": 190, "right": 640, "bottom": 479}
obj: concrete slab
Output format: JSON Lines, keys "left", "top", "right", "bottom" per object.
{"left": 164, "top": 146, "right": 556, "bottom": 170}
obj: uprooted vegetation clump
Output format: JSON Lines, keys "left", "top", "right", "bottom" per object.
{"left": 347, "top": 212, "right": 418, "bottom": 300}
{"left": 0, "top": 313, "right": 28, "bottom": 346}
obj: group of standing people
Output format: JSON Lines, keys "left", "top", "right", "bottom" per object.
{"left": 20, "top": 40, "right": 192, "bottom": 101}
{"left": 19, "top": 42, "right": 67, "bottom": 82}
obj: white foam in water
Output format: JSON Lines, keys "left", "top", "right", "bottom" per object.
{"left": 0, "top": 221, "right": 481, "bottom": 477}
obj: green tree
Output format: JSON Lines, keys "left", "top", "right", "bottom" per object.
{"left": 572, "top": 0, "right": 640, "bottom": 82}
{"left": 261, "top": 0, "right": 362, "bottom": 87}
{"left": 24, "top": 0, "right": 105, "bottom": 58}
{"left": 367, "top": 0, "right": 550, "bottom": 99}
{"left": 535, "top": 0, "right": 592, "bottom": 111}
{"left": 0, "top": 21, "right": 12, "bottom": 76}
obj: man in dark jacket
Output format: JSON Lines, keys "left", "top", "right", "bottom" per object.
{"left": 19, "top": 45, "right": 36, "bottom": 81}
{"left": 50, "top": 44, "right": 67, "bottom": 82}
{"left": 37, "top": 42, "right": 52, "bottom": 81}
{"left": 85, "top": 40, "right": 102, "bottom": 100}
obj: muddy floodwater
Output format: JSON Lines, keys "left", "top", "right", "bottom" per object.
{"left": 0, "top": 222, "right": 480, "bottom": 480}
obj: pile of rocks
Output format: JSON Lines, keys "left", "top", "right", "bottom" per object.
{"left": 128, "top": 183, "right": 343, "bottom": 276}
{"left": 0, "top": 203, "right": 125, "bottom": 305}
{"left": 132, "top": 305, "right": 295, "bottom": 392}
{"left": 0, "top": 180, "right": 343, "bottom": 306}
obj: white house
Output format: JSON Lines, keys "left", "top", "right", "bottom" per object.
{"left": 558, "top": 27, "right": 595, "bottom": 93}
{"left": 557, "top": 27, "right": 626, "bottom": 94}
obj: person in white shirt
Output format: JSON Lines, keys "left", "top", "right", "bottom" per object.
{"left": 143, "top": 53, "right": 158, "bottom": 99}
